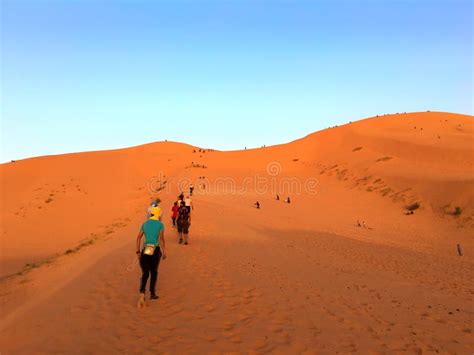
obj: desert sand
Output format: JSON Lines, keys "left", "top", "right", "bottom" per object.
{"left": 0, "top": 111, "right": 473, "bottom": 354}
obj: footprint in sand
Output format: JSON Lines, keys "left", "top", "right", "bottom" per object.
{"left": 182, "top": 312, "right": 195, "bottom": 321}
{"left": 165, "top": 306, "right": 185, "bottom": 317}
{"left": 252, "top": 338, "right": 269, "bottom": 351}
{"left": 243, "top": 292, "right": 253, "bottom": 299}
{"left": 275, "top": 331, "right": 291, "bottom": 345}
{"left": 222, "top": 321, "right": 236, "bottom": 331}
{"left": 176, "top": 336, "right": 193, "bottom": 345}
{"left": 237, "top": 313, "right": 252, "bottom": 323}
{"left": 263, "top": 307, "right": 276, "bottom": 316}
{"left": 227, "top": 299, "right": 241, "bottom": 308}
{"left": 222, "top": 330, "right": 238, "bottom": 339}
{"left": 201, "top": 334, "right": 218, "bottom": 342}
{"left": 193, "top": 313, "right": 206, "bottom": 320}
{"left": 165, "top": 324, "right": 177, "bottom": 331}
{"left": 148, "top": 335, "right": 164, "bottom": 344}
{"left": 204, "top": 304, "right": 216, "bottom": 313}
{"left": 287, "top": 344, "right": 309, "bottom": 353}
{"left": 241, "top": 297, "right": 253, "bottom": 305}
{"left": 229, "top": 335, "right": 243, "bottom": 344}
{"left": 268, "top": 324, "right": 285, "bottom": 334}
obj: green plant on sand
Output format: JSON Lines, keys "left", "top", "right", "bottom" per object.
{"left": 454, "top": 206, "right": 462, "bottom": 216}
{"left": 406, "top": 202, "right": 420, "bottom": 211}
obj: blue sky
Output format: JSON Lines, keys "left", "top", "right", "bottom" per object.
{"left": 1, "top": 0, "right": 472, "bottom": 162}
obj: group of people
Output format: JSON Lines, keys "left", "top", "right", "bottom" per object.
{"left": 276, "top": 195, "right": 291, "bottom": 203}
{"left": 254, "top": 195, "right": 291, "bottom": 209}
{"left": 135, "top": 188, "right": 194, "bottom": 304}
{"left": 171, "top": 192, "right": 193, "bottom": 245}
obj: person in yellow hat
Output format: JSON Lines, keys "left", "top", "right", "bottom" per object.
{"left": 136, "top": 206, "right": 166, "bottom": 301}
{"left": 146, "top": 199, "right": 162, "bottom": 221}
{"left": 149, "top": 206, "right": 161, "bottom": 220}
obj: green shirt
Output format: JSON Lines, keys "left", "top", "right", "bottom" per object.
{"left": 141, "top": 219, "right": 164, "bottom": 246}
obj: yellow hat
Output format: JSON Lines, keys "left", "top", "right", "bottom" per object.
{"left": 149, "top": 206, "right": 161, "bottom": 220}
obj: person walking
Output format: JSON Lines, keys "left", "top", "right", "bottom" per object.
{"left": 177, "top": 201, "right": 191, "bottom": 245}
{"left": 171, "top": 202, "right": 179, "bottom": 227}
{"left": 136, "top": 206, "right": 166, "bottom": 301}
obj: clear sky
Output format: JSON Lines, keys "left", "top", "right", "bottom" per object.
{"left": 1, "top": 0, "right": 472, "bottom": 162}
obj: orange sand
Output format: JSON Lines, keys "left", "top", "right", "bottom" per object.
{"left": 0, "top": 112, "right": 473, "bottom": 353}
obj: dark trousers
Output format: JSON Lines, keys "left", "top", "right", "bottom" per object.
{"left": 172, "top": 217, "right": 176, "bottom": 226}
{"left": 139, "top": 247, "right": 162, "bottom": 294}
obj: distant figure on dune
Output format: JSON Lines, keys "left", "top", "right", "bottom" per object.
{"left": 146, "top": 199, "right": 161, "bottom": 221}
{"left": 255, "top": 201, "right": 260, "bottom": 209}
{"left": 177, "top": 201, "right": 191, "bottom": 245}
{"left": 136, "top": 207, "right": 167, "bottom": 303}
{"left": 189, "top": 184, "right": 194, "bottom": 196}
{"left": 171, "top": 202, "right": 179, "bottom": 227}
{"left": 276, "top": 195, "right": 280, "bottom": 201}
{"left": 286, "top": 197, "right": 291, "bottom": 204}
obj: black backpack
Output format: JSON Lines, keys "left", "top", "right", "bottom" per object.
{"left": 179, "top": 206, "right": 190, "bottom": 222}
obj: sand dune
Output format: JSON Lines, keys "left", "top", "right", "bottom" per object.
{"left": 1, "top": 112, "right": 473, "bottom": 353}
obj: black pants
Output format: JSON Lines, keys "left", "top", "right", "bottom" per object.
{"left": 177, "top": 220, "right": 190, "bottom": 234}
{"left": 172, "top": 217, "right": 176, "bottom": 226}
{"left": 139, "top": 247, "right": 162, "bottom": 295}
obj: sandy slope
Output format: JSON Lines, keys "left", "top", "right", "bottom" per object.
{"left": 0, "top": 112, "right": 473, "bottom": 353}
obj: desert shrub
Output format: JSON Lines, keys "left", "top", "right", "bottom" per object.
{"left": 407, "top": 202, "right": 420, "bottom": 211}
{"left": 190, "top": 163, "right": 207, "bottom": 169}
{"left": 25, "top": 263, "right": 39, "bottom": 269}
{"left": 353, "top": 147, "right": 363, "bottom": 152}
{"left": 376, "top": 156, "right": 392, "bottom": 162}
{"left": 380, "top": 187, "right": 393, "bottom": 196}
{"left": 454, "top": 207, "right": 462, "bottom": 216}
